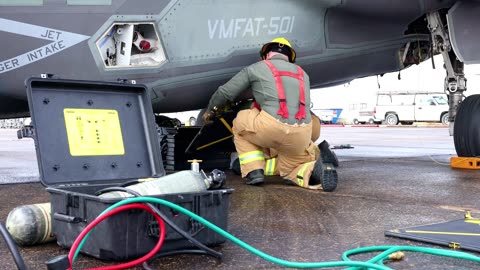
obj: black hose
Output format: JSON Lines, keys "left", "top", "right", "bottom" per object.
{"left": 150, "top": 249, "right": 212, "bottom": 258}
{"left": 95, "top": 186, "right": 111, "bottom": 196}
{"left": 118, "top": 179, "right": 141, "bottom": 188}
{"left": 0, "top": 222, "right": 27, "bottom": 270}
{"left": 95, "top": 186, "right": 223, "bottom": 260}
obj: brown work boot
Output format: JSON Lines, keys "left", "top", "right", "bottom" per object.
{"left": 246, "top": 169, "right": 264, "bottom": 185}
{"left": 310, "top": 159, "right": 338, "bottom": 192}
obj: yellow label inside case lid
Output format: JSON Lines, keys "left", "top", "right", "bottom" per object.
{"left": 64, "top": 108, "right": 125, "bottom": 156}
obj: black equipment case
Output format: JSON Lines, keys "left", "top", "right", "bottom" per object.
{"left": 158, "top": 126, "right": 232, "bottom": 171}
{"left": 26, "top": 77, "right": 232, "bottom": 260}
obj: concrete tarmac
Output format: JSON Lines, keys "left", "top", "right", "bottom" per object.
{"left": 0, "top": 127, "right": 479, "bottom": 269}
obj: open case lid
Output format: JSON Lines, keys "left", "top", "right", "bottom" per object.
{"left": 26, "top": 77, "right": 165, "bottom": 186}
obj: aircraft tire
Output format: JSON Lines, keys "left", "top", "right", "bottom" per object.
{"left": 155, "top": 124, "right": 169, "bottom": 166}
{"left": 196, "top": 109, "right": 207, "bottom": 126}
{"left": 454, "top": 94, "right": 480, "bottom": 157}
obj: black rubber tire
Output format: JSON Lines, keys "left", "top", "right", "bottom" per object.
{"left": 196, "top": 109, "right": 207, "bottom": 126}
{"left": 385, "top": 113, "right": 399, "bottom": 125}
{"left": 353, "top": 119, "right": 359, "bottom": 125}
{"left": 454, "top": 95, "right": 480, "bottom": 157}
{"left": 155, "top": 124, "right": 169, "bottom": 167}
{"left": 441, "top": 113, "right": 449, "bottom": 125}
{"left": 368, "top": 118, "right": 375, "bottom": 124}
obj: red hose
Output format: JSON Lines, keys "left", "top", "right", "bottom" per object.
{"left": 67, "top": 203, "right": 166, "bottom": 270}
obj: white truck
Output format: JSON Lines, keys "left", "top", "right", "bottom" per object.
{"left": 374, "top": 91, "right": 449, "bottom": 125}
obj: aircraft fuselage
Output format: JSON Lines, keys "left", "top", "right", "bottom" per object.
{"left": 2, "top": 0, "right": 477, "bottom": 119}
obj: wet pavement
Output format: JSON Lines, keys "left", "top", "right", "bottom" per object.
{"left": 1, "top": 127, "right": 479, "bottom": 269}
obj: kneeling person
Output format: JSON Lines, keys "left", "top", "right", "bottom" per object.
{"left": 204, "top": 38, "right": 338, "bottom": 191}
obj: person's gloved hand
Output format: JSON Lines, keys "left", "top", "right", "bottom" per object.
{"left": 202, "top": 111, "right": 213, "bottom": 123}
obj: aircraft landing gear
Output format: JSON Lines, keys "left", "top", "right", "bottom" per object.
{"left": 426, "top": 12, "right": 478, "bottom": 156}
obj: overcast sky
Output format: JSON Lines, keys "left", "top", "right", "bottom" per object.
{"left": 311, "top": 55, "right": 480, "bottom": 111}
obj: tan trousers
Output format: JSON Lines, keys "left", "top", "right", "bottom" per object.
{"left": 262, "top": 113, "right": 321, "bottom": 176}
{"left": 232, "top": 108, "right": 319, "bottom": 188}
{"left": 311, "top": 112, "right": 321, "bottom": 142}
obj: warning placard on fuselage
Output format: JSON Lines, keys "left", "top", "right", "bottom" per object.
{"left": 63, "top": 108, "right": 124, "bottom": 156}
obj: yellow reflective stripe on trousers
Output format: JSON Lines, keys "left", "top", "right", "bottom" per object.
{"left": 265, "top": 158, "right": 276, "bottom": 175}
{"left": 297, "top": 161, "right": 315, "bottom": 187}
{"left": 239, "top": 150, "right": 265, "bottom": 165}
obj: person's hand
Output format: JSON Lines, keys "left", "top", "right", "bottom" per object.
{"left": 202, "top": 111, "right": 213, "bottom": 123}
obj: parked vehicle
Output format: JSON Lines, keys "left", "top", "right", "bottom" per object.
{"left": 374, "top": 91, "right": 449, "bottom": 125}
{"left": 352, "top": 110, "right": 382, "bottom": 125}
{"left": 311, "top": 103, "right": 343, "bottom": 124}
{"left": 312, "top": 109, "right": 334, "bottom": 124}
{"left": 161, "top": 110, "right": 200, "bottom": 126}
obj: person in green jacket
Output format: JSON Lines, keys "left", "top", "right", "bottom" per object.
{"left": 203, "top": 38, "right": 338, "bottom": 191}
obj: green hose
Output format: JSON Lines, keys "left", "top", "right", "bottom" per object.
{"left": 74, "top": 197, "right": 480, "bottom": 269}
{"left": 343, "top": 245, "right": 480, "bottom": 269}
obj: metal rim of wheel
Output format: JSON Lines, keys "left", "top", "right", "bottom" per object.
{"left": 441, "top": 113, "right": 449, "bottom": 125}
{"left": 189, "top": 117, "right": 196, "bottom": 126}
{"left": 386, "top": 114, "right": 398, "bottom": 125}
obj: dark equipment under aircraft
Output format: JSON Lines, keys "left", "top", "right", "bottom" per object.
{"left": 1, "top": 0, "right": 480, "bottom": 157}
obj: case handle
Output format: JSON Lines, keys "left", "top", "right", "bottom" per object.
{"left": 53, "top": 213, "right": 84, "bottom": 223}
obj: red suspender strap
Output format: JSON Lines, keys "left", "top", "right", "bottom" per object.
{"left": 295, "top": 66, "right": 306, "bottom": 120}
{"left": 252, "top": 101, "right": 261, "bottom": 110}
{"left": 264, "top": 60, "right": 306, "bottom": 120}
{"left": 264, "top": 60, "right": 289, "bottom": 118}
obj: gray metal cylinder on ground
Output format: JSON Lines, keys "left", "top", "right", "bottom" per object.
{"left": 6, "top": 203, "right": 55, "bottom": 246}
{"left": 99, "top": 170, "right": 211, "bottom": 198}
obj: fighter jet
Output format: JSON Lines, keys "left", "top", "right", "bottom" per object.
{"left": 1, "top": 0, "right": 479, "bottom": 157}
